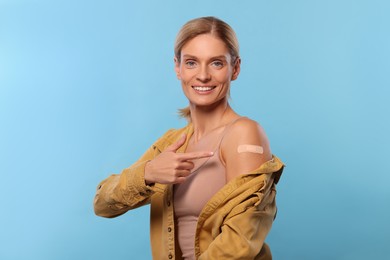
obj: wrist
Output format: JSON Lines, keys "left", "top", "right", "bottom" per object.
{"left": 144, "top": 161, "right": 154, "bottom": 185}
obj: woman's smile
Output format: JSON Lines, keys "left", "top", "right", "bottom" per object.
{"left": 192, "top": 85, "right": 217, "bottom": 94}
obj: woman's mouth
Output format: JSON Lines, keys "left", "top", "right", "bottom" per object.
{"left": 192, "top": 86, "right": 216, "bottom": 92}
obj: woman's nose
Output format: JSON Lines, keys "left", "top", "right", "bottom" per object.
{"left": 196, "top": 65, "right": 211, "bottom": 82}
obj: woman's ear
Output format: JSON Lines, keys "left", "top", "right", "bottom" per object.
{"left": 174, "top": 57, "right": 181, "bottom": 80}
{"left": 231, "top": 57, "right": 241, "bottom": 81}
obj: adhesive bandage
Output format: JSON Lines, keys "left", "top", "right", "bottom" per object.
{"left": 237, "top": 144, "right": 264, "bottom": 154}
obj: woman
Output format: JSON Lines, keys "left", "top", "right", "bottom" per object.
{"left": 94, "top": 16, "right": 284, "bottom": 260}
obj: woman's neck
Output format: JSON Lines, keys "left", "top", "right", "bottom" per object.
{"left": 189, "top": 101, "right": 238, "bottom": 142}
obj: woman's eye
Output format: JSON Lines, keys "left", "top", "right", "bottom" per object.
{"left": 185, "top": 60, "right": 196, "bottom": 68}
{"left": 211, "top": 61, "right": 224, "bottom": 68}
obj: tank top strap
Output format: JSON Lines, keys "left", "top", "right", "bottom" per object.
{"left": 216, "top": 116, "right": 246, "bottom": 149}
{"left": 188, "top": 116, "right": 246, "bottom": 175}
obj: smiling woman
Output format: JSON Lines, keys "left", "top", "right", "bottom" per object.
{"left": 94, "top": 16, "right": 284, "bottom": 260}
{"left": 174, "top": 34, "right": 240, "bottom": 112}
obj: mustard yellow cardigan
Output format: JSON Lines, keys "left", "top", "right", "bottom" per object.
{"left": 94, "top": 124, "right": 284, "bottom": 260}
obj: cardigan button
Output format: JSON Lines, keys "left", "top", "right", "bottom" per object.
{"left": 168, "top": 227, "right": 172, "bottom": 232}
{"left": 168, "top": 253, "right": 173, "bottom": 259}
{"left": 167, "top": 201, "right": 171, "bottom": 207}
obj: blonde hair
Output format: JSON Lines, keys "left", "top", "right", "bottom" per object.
{"left": 174, "top": 16, "right": 240, "bottom": 120}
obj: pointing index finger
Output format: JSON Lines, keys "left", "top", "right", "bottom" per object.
{"left": 179, "top": 151, "right": 214, "bottom": 161}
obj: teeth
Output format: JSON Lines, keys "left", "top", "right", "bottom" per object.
{"left": 193, "top": 86, "right": 214, "bottom": 91}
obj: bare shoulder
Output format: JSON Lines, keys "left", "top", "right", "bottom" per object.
{"left": 225, "top": 117, "right": 269, "bottom": 145}
{"left": 221, "top": 117, "right": 272, "bottom": 181}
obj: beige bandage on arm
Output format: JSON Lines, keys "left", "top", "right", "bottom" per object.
{"left": 237, "top": 144, "right": 264, "bottom": 154}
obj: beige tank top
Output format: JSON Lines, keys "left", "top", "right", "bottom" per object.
{"left": 173, "top": 119, "right": 241, "bottom": 259}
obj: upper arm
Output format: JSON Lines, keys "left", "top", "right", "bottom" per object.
{"left": 220, "top": 118, "right": 272, "bottom": 182}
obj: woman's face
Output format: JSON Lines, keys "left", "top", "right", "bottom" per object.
{"left": 175, "top": 34, "right": 240, "bottom": 109}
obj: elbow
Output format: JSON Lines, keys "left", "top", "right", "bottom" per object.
{"left": 93, "top": 197, "right": 111, "bottom": 218}
{"left": 93, "top": 181, "right": 119, "bottom": 218}
{"left": 93, "top": 195, "right": 127, "bottom": 218}
{"left": 94, "top": 204, "right": 120, "bottom": 219}
{"left": 94, "top": 208, "right": 118, "bottom": 219}
{"left": 93, "top": 203, "right": 109, "bottom": 218}
{"left": 93, "top": 195, "right": 113, "bottom": 218}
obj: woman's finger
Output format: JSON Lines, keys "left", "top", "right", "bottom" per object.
{"left": 176, "top": 169, "right": 192, "bottom": 178}
{"left": 165, "top": 134, "right": 186, "bottom": 152}
{"left": 176, "top": 161, "right": 195, "bottom": 170}
{"left": 179, "top": 151, "right": 214, "bottom": 161}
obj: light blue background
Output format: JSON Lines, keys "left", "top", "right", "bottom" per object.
{"left": 1, "top": 0, "right": 389, "bottom": 259}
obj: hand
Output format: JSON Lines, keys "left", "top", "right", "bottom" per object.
{"left": 144, "top": 134, "right": 213, "bottom": 185}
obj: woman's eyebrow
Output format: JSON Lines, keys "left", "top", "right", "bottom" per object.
{"left": 182, "top": 54, "right": 228, "bottom": 60}
{"left": 182, "top": 54, "right": 198, "bottom": 59}
{"left": 210, "top": 55, "right": 228, "bottom": 60}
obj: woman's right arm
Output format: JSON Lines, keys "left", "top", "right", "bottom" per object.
{"left": 94, "top": 131, "right": 214, "bottom": 218}
{"left": 93, "top": 144, "right": 160, "bottom": 218}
